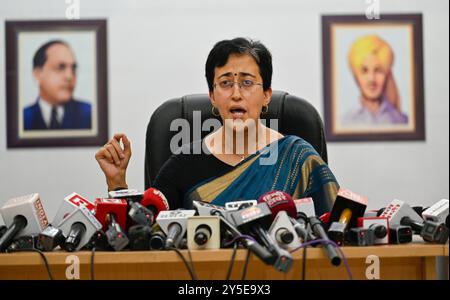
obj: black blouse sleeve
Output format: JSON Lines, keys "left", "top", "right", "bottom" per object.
{"left": 151, "top": 154, "right": 184, "bottom": 209}
{"left": 149, "top": 140, "right": 233, "bottom": 209}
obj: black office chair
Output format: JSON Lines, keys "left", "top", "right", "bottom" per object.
{"left": 145, "top": 90, "right": 328, "bottom": 188}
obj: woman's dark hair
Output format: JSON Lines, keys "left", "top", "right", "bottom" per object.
{"left": 205, "top": 37, "right": 272, "bottom": 92}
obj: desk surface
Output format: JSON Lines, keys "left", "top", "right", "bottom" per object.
{"left": 0, "top": 242, "right": 448, "bottom": 280}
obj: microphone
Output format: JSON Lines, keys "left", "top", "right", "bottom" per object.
{"left": 7, "top": 235, "right": 39, "bottom": 251}
{"left": 269, "top": 211, "right": 301, "bottom": 251}
{"left": 291, "top": 197, "right": 317, "bottom": 242}
{"left": 38, "top": 224, "right": 65, "bottom": 251}
{"left": 363, "top": 210, "right": 379, "bottom": 218}
{"left": 186, "top": 216, "right": 221, "bottom": 250}
{"left": 379, "top": 199, "right": 425, "bottom": 244}
{"left": 156, "top": 210, "right": 196, "bottom": 248}
{"left": 109, "top": 189, "right": 146, "bottom": 229}
{"left": 58, "top": 205, "right": 102, "bottom": 252}
{"left": 369, "top": 223, "right": 388, "bottom": 240}
{"left": 356, "top": 217, "right": 390, "bottom": 245}
{"left": 192, "top": 200, "right": 238, "bottom": 246}
{"left": 149, "top": 227, "right": 167, "bottom": 250}
{"left": 422, "top": 199, "right": 449, "bottom": 226}
{"left": 290, "top": 214, "right": 311, "bottom": 242}
{"left": 193, "top": 200, "right": 237, "bottom": 225}
{"left": 400, "top": 216, "right": 449, "bottom": 244}
{"left": 126, "top": 188, "right": 170, "bottom": 232}
{"left": 194, "top": 225, "right": 211, "bottom": 245}
{"left": 389, "top": 224, "right": 413, "bottom": 244}
{"left": 349, "top": 224, "right": 388, "bottom": 246}
{"left": 109, "top": 189, "right": 144, "bottom": 204}
{"left": 105, "top": 213, "right": 129, "bottom": 251}
{"left": 0, "top": 216, "right": 27, "bottom": 252}
{"left": 294, "top": 197, "right": 316, "bottom": 218}
{"left": 320, "top": 212, "right": 331, "bottom": 225}
{"left": 379, "top": 199, "right": 423, "bottom": 225}
{"left": 209, "top": 208, "right": 275, "bottom": 266}
{"left": 0, "top": 226, "right": 7, "bottom": 238}
{"left": 258, "top": 190, "right": 297, "bottom": 219}
{"left": 141, "top": 188, "right": 170, "bottom": 219}
{"left": 83, "top": 230, "right": 111, "bottom": 251}
{"left": 126, "top": 202, "right": 155, "bottom": 250}
{"left": 53, "top": 193, "right": 95, "bottom": 227}
{"left": 0, "top": 194, "right": 49, "bottom": 252}
{"left": 308, "top": 216, "right": 341, "bottom": 266}
{"left": 256, "top": 191, "right": 300, "bottom": 250}
{"left": 193, "top": 201, "right": 228, "bottom": 216}
{"left": 230, "top": 202, "right": 293, "bottom": 273}
{"left": 128, "top": 202, "right": 154, "bottom": 227}
{"left": 225, "top": 200, "right": 257, "bottom": 211}
{"left": 95, "top": 198, "right": 129, "bottom": 251}
{"left": 327, "top": 188, "right": 368, "bottom": 245}
{"left": 258, "top": 191, "right": 314, "bottom": 246}
{"left": 64, "top": 224, "right": 86, "bottom": 252}
{"left": 128, "top": 224, "right": 152, "bottom": 250}
{"left": 192, "top": 200, "right": 279, "bottom": 266}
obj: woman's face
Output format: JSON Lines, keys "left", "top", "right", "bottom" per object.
{"left": 209, "top": 54, "right": 272, "bottom": 130}
{"left": 354, "top": 54, "right": 389, "bottom": 101}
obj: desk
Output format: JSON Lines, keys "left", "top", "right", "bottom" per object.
{"left": 0, "top": 243, "right": 448, "bottom": 280}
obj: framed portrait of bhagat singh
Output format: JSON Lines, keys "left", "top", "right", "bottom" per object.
{"left": 5, "top": 19, "right": 108, "bottom": 148}
{"left": 322, "top": 14, "right": 425, "bottom": 142}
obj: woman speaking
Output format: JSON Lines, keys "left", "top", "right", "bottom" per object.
{"left": 95, "top": 37, "right": 339, "bottom": 215}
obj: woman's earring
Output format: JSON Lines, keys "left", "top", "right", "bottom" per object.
{"left": 212, "top": 106, "right": 220, "bottom": 117}
{"left": 261, "top": 105, "right": 269, "bottom": 116}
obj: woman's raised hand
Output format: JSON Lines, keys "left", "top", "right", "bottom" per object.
{"left": 95, "top": 133, "right": 132, "bottom": 191}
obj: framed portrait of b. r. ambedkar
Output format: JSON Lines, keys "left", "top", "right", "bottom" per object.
{"left": 5, "top": 19, "right": 108, "bottom": 148}
{"left": 322, "top": 14, "right": 425, "bottom": 142}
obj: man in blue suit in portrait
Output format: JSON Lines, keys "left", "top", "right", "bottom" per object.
{"left": 24, "top": 40, "right": 92, "bottom": 130}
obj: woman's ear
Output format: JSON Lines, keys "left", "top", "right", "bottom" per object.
{"left": 209, "top": 90, "right": 216, "bottom": 107}
{"left": 263, "top": 87, "right": 273, "bottom": 106}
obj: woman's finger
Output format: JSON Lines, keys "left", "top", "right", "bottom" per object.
{"left": 105, "top": 144, "right": 121, "bottom": 166}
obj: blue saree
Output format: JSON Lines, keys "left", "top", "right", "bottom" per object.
{"left": 185, "top": 135, "right": 339, "bottom": 215}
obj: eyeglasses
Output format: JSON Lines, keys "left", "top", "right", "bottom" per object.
{"left": 213, "top": 79, "right": 263, "bottom": 95}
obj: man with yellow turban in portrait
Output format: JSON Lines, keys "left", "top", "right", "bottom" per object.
{"left": 343, "top": 35, "right": 408, "bottom": 125}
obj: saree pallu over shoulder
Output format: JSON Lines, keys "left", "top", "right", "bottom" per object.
{"left": 185, "top": 135, "right": 339, "bottom": 215}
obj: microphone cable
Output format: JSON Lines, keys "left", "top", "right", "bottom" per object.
{"left": 90, "top": 247, "right": 96, "bottom": 280}
{"left": 241, "top": 249, "right": 251, "bottom": 280}
{"left": 226, "top": 241, "right": 238, "bottom": 280}
{"left": 291, "top": 239, "right": 353, "bottom": 280}
{"left": 168, "top": 247, "right": 198, "bottom": 280}
{"left": 186, "top": 247, "right": 197, "bottom": 279}
{"left": 301, "top": 241, "right": 307, "bottom": 280}
{"left": 223, "top": 235, "right": 258, "bottom": 280}
{"left": 8, "top": 248, "right": 54, "bottom": 280}
{"left": 301, "top": 225, "right": 312, "bottom": 280}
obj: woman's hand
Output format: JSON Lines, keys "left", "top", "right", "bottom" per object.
{"left": 95, "top": 133, "right": 132, "bottom": 191}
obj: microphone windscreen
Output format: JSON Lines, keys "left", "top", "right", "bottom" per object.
{"left": 319, "top": 212, "right": 331, "bottom": 225}
{"left": 141, "top": 188, "right": 170, "bottom": 217}
{"left": 0, "top": 193, "right": 49, "bottom": 237}
{"left": 257, "top": 190, "right": 296, "bottom": 219}
{"left": 95, "top": 198, "right": 128, "bottom": 231}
